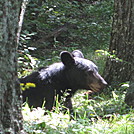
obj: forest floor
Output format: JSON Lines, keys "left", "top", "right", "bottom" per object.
{"left": 22, "top": 89, "right": 134, "bottom": 134}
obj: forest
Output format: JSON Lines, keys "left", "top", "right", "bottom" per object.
{"left": 0, "top": 0, "right": 134, "bottom": 134}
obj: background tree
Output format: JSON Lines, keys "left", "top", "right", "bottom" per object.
{"left": 0, "top": 0, "right": 24, "bottom": 133}
{"left": 103, "top": 0, "right": 134, "bottom": 86}
{"left": 103, "top": 0, "right": 134, "bottom": 107}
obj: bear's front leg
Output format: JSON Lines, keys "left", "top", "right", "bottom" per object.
{"left": 64, "top": 89, "right": 77, "bottom": 113}
{"left": 44, "top": 89, "right": 55, "bottom": 111}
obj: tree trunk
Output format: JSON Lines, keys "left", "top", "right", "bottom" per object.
{"left": 125, "top": 70, "right": 134, "bottom": 108}
{"left": 103, "top": 0, "right": 134, "bottom": 86}
{"left": 0, "top": 0, "right": 24, "bottom": 133}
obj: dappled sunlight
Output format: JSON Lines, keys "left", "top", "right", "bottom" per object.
{"left": 22, "top": 90, "right": 134, "bottom": 134}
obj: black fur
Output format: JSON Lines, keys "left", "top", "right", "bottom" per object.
{"left": 20, "top": 50, "right": 107, "bottom": 111}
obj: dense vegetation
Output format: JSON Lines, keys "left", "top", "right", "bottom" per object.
{"left": 22, "top": 90, "right": 134, "bottom": 134}
{"left": 19, "top": 0, "right": 134, "bottom": 133}
{"left": 23, "top": 0, "right": 112, "bottom": 49}
{"left": 19, "top": 0, "right": 113, "bottom": 71}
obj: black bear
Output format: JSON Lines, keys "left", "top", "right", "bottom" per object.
{"left": 20, "top": 50, "right": 107, "bottom": 111}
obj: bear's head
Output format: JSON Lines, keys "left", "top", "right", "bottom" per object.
{"left": 60, "top": 50, "right": 107, "bottom": 92}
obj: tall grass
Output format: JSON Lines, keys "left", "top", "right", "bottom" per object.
{"left": 22, "top": 89, "right": 134, "bottom": 134}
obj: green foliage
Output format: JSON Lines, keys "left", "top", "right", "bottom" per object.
{"left": 22, "top": 88, "right": 134, "bottom": 134}
{"left": 18, "top": 50, "right": 38, "bottom": 76}
{"left": 22, "top": 0, "right": 114, "bottom": 53}
{"left": 73, "top": 89, "right": 131, "bottom": 118}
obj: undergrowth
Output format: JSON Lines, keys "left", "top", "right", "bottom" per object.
{"left": 22, "top": 88, "right": 134, "bottom": 134}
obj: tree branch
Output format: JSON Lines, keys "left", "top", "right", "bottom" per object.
{"left": 17, "top": 0, "right": 29, "bottom": 44}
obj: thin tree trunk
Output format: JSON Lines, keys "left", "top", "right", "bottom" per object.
{"left": 0, "top": 0, "right": 24, "bottom": 133}
{"left": 17, "top": 0, "right": 28, "bottom": 44}
{"left": 103, "top": 0, "right": 134, "bottom": 86}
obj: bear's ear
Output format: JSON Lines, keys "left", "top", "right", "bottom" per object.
{"left": 60, "top": 51, "right": 75, "bottom": 66}
{"left": 72, "top": 50, "right": 84, "bottom": 58}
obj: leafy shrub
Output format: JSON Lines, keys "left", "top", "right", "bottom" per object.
{"left": 21, "top": 0, "right": 114, "bottom": 56}
{"left": 22, "top": 87, "right": 134, "bottom": 134}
